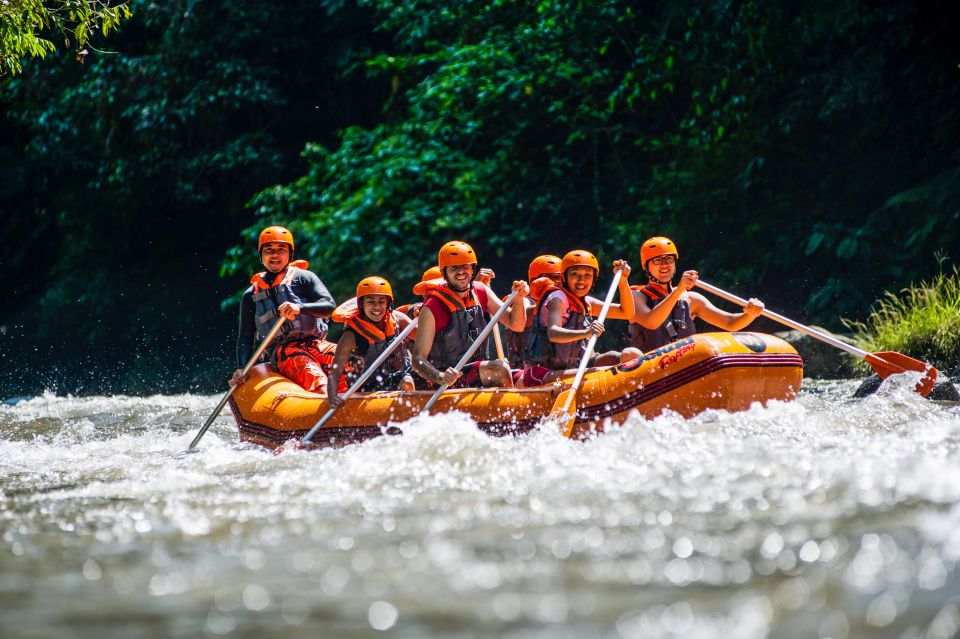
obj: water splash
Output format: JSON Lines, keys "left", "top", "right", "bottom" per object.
{"left": 1, "top": 381, "right": 959, "bottom": 637}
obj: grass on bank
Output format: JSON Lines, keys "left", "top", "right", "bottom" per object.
{"left": 845, "top": 267, "right": 960, "bottom": 376}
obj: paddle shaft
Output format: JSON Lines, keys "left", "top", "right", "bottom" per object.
{"left": 694, "top": 280, "right": 873, "bottom": 359}
{"left": 559, "top": 269, "right": 623, "bottom": 414}
{"left": 187, "top": 316, "right": 287, "bottom": 450}
{"left": 301, "top": 317, "right": 418, "bottom": 443}
{"left": 422, "top": 288, "right": 521, "bottom": 413}
{"left": 492, "top": 321, "right": 506, "bottom": 361}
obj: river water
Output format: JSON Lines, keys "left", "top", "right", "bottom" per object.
{"left": 2, "top": 375, "right": 959, "bottom": 639}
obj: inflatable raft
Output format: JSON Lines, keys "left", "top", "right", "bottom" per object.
{"left": 228, "top": 332, "right": 803, "bottom": 449}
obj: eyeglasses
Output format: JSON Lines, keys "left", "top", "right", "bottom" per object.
{"left": 650, "top": 256, "right": 676, "bottom": 265}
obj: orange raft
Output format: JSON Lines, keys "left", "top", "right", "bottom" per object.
{"left": 228, "top": 332, "right": 803, "bottom": 449}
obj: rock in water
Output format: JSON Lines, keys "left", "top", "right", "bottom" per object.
{"left": 853, "top": 374, "right": 883, "bottom": 398}
{"left": 853, "top": 373, "right": 960, "bottom": 401}
{"left": 930, "top": 381, "right": 960, "bottom": 401}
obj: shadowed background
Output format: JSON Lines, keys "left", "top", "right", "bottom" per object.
{"left": 2, "top": 0, "right": 957, "bottom": 397}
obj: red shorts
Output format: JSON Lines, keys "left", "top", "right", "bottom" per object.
{"left": 414, "top": 361, "right": 483, "bottom": 390}
{"left": 520, "top": 365, "right": 553, "bottom": 387}
{"left": 274, "top": 339, "right": 348, "bottom": 395}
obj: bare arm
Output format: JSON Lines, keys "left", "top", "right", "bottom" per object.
{"left": 631, "top": 270, "right": 698, "bottom": 329}
{"left": 588, "top": 260, "right": 634, "bottom": 320}
{"left": 546, "top": 298, "right": 602, "bottom": 344}
{"left": 483, "top": 281, "right": 529, "bottom": 332}
{"left": 394, "top": 311, "right": 412, "bottom": 330}
{"left": 689, "top": 292, "right": 764, "bottom": 331}
{"left": 411, "top": 306, "right": 459, "bottom": 385}
{"left": 326, "top": 331, "right": 357, "bottom": 406}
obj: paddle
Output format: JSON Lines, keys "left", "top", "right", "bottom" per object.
{"left": 186, "top": 317, "right": 287, "bottom": 451}
{"left": 478, "top": 270, "right": 509, "bottom": 363}
{"left": 492, "top": 320, "right": 507, "bottom": 362}
{"left": 421, "top": 288, "right": 521, "bottom": 413}
{"left": 549, "top": 268, "right": 623, "bottom": 438}
{"left": 300, "top": 317, "right": 419, "bottom": 444}
{"left": 694, "top": 279, "right": 938, "bottom": 396}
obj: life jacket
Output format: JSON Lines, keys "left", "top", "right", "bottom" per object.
{"left": 424, "top": 282, "right": 489, "bottom": 371}
{"left": 332, "top": 298, "right": 411, "bottom": 379}
{"left": 629, "top": 282, "right": 695, "bottom": 351}
{"left": 524, "top": 284, "right": 592, "bottom": 370}
{"left": 503, "top": 277, "right": 556, "bottom": 367}
{"left": 250, "top": 261, "right": 327, "bottom": 356}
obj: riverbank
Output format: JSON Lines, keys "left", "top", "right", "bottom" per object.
{"left": 847, "top": 267, "right": 960, "bottom": 377}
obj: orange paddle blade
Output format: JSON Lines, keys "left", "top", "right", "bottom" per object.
{"left": 864, "top": 351, "right": 938, "bottom": 397}
{"left": 548, "top": 389, "right": 578, "bottom": 438}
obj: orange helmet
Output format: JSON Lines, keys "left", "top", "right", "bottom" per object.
{"left": 438, "top": 241, "right": 478, "bottom": 268}
{"left": 528, "top": 255, "right": 562, "bottom": 282}
{"left": 356, "top": 276, "right": 393, "bottom": 300}
{"left": 258, "top": 226, "right": 294, "bottom": 252}
{"left": 412, "top": 266, "right": 443, "bottom": 296}
{"left": 560, "top": 250, "right": 600, "bottom": 277}
{"left": 640, "top": 236, "right": 678, "bottom": 267}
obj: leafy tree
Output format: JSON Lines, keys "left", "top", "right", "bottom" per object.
{"left": 0, "top": 0, "right": 384, "bottom": 395}
{"left": 229, "top": 0, "right": 959, "bottom": 322}
{"left": 0, "top": 0, "right": 131, "bottom": 75}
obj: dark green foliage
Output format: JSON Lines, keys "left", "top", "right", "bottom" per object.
{"left": 230, "top": 0, "right": 959, "bottom": 321}
{"left": 2, "top": 0, "right": 958, "bottom": 396}
{"left": 0, "top": 0, "right": 384, "bottom": 395}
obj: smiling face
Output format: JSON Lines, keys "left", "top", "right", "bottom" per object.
{"left": 444, "top": 263, "right": 475, "bottom": 293}
{"left": 361, "top": 294, "right": 390, "bottom": 322}
{"left": 646, "top": 255, "right": 677, "bottom": 283}
{"left": 260, "top": 242, "right": 291, "bottom": 273}
{"left": 564, "top": 265, "right": 596, "bottom": 297}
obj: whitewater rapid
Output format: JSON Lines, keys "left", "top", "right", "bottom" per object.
{"left": 1, "top": 376, "right": 959, "bottom": 638}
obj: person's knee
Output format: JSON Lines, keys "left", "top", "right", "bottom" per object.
{"left": 299, "top": 363, "right": 329, "bottom": 394}
{"left": 481, "top": 359, "right": 513, "bottom": 387}
{"left": 593, "top": 351, "right": 620, "bottom": 367}
{"left": 621, "top": 347, "right": 642, "bottom": 361}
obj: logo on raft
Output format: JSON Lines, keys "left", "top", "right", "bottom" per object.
{"left": 732, "top": 332, "right": 767, "bottom": 353}
{"left": 615, "top": 337, "right": 696, "bottom": 373}
{"left": 657, "top": 343, "right": 696, "bottom": 369}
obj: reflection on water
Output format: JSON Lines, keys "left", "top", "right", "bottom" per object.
{"left": 1, "top": 377, "right": 959, "bottom": 638}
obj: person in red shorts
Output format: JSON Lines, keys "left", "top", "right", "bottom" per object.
{"left": 229, "top": 226, "right": 339, "bottom": 394}
{"left": 411, "top": 241, "right": 529, "bottom": 389}
{"left": 521, "top": 249, "right": 641, "bottom": 387}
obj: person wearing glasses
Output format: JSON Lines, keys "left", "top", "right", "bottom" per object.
{"left": 629, "top": 237, "right": 764, "bottom": 352}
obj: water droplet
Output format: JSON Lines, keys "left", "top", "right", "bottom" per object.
{"left": 368, "top": 600, "right": 398, "bottom": 630}
{"left": 82, "top": 558, "right": 102, "bottom": 581}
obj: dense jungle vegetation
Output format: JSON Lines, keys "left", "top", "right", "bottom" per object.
{"left": 1, "top": 0, "right": 958, "bottom": 396}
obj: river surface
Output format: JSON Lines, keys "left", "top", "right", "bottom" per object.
{"left": 2, "top": 375, "right": 960, "bottom": 639}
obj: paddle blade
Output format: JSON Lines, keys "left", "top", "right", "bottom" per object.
{"left": 874, "top": 351, "right": 938, "bottom": 396}
{"left": 548, "top": 389, "right": 578, "bottom": 438}
{"left": 865, "top": 351, "right": 938, "bottom": 397}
